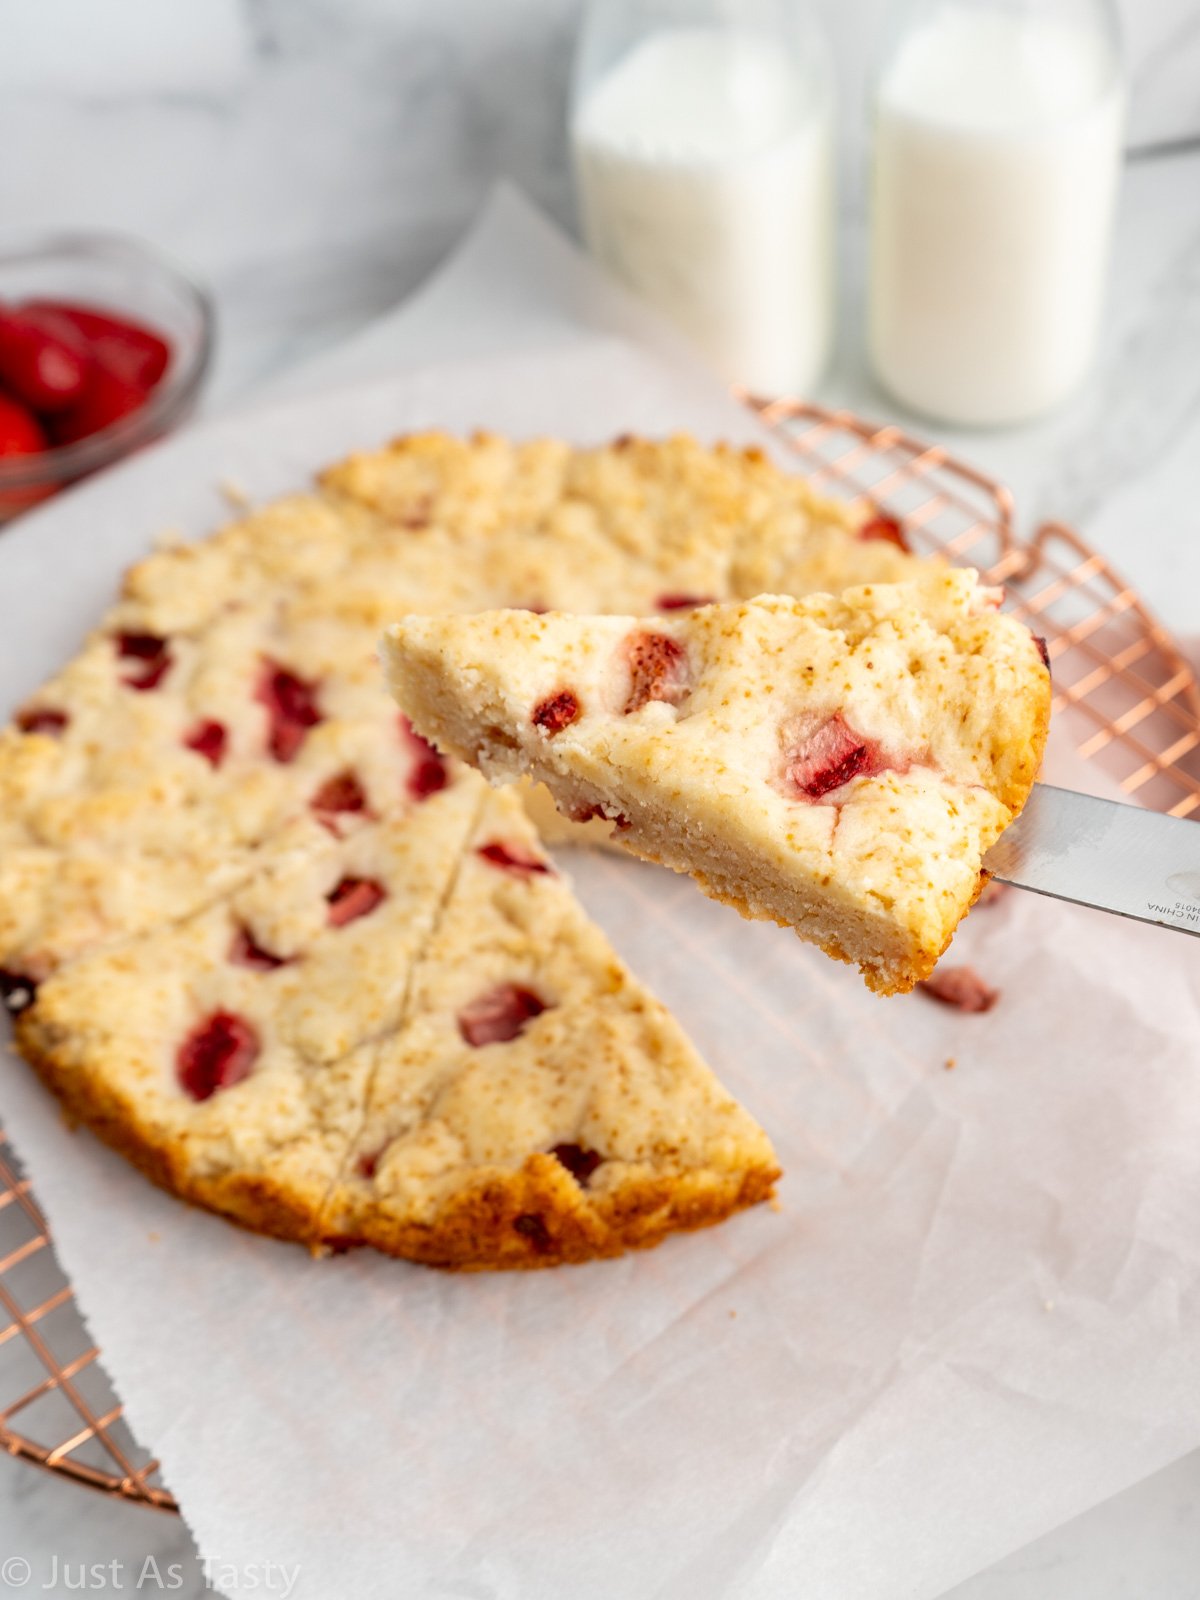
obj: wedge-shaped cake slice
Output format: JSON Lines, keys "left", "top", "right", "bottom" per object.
{"left": 323, "top": 787, "right": 779, "bottom": 1269}
{"left": 384, "top": 572, "right": 1051, "bottom": 995}
{"left": 16, "top": 776, "right": 777, "bottom": 1265}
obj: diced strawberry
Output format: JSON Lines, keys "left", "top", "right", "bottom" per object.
{"left": 1033, "top": 634, "right": 1051, "bottom": 670}
{"left": 532, "top": 690, "right": 580, "bottom": 735}
{"left": 918, "top": 966, "right": 999, "bottom": 1013}
{"left": 568, "top": 801, "right": 602, "bottom": 824}
{"left": 177, "top": 1011, "right": 260, "bottom": 1101}
{"left": 356, "top": 1147, "right": 384, "bottom": 1180}
{"left": 623, "top": 631, "right": 690, "bottom": 714}
{"left": 409, "top": 753, "right": 447, "bottom": 799}
{"left": 116, "top": 632, "right": 172, "bottom": 691}
{"left": 228, "top": 927, "right": 289, "bottom": 972}
{"left": 257, "top": 661, "right": 321, "bottom": 763}
{"left": 656, "top": 594, "right": 715, "bottom": 611}
{"left": 24, "top": 300, "right": 170, "bottom": 390}
{"left": 15, "top": 706, "right": 68, "bottom": 736}
{"left": 326, "top": 876, "right": 386, "bottom": 928}
{"left": 513, "top": 1213, "right": 552, "bottom": 1252}
{"left": 399, "top": 716, "right": 449, "bottom": 800}
{"left": 183, "top": 718, "right": 227, "bottom": 767}
{"left": 0, "top": 309, "right": 89, "bottom": 412}
{"left": 549, "top": 1142, "right": 602, "bottom": 1186}
{"left": 117, "top": 631, "right": 166, "bottom": 659}
{"left": 311, "top": 770, "right": 367, "bottom": 820}
{"left": 782, "top": 713, "right": 886, "bottom": 801}
{"left": 567, "top": 800, "right": 630, "bottom": 828}
{"left": 859, "top": 513, "right": 909, "bottom": 551}
{"left": 458, "top": 982, "right": 547, "bottom": 1047}
{"left": 0, "top": 970, "right": 38, "bottom": 1015}
{"left": 0, "top": 392, "right": 48, "bottom": 458}
{"left": 50, "top": 365, "right": 149, "bottom": 447}
{"left": 476, "top": 840, "right": 551, "bottom": 875}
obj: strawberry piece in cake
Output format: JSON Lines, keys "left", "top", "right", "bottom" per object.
{"left": 383, "top": 571, "right": 1051, "bottom": 994}
{"left": 257, "top": 661, "right": 322, "bottom": 762}
{"left": 178, "top": 1012, "right": 261, "bottom": 1102}
{"left": 457, "top": 981, "right": 548, "bottom": 1046}
{"left": 780, "top": 713, "right": 890, "bottom": 800}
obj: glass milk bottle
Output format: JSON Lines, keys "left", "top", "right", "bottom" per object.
{"left": 571, "top": 0, "right": 836, "bottom": 397}
{"left": 868, "top": 0, "right": 1125, "bottom": 426}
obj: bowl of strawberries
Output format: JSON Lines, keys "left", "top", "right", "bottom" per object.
{"left": 0, "top": 234, "right": 213, "bottom": 521}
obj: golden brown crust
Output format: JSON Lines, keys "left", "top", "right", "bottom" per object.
{"left": 331, "top": 1155, "right": 779, "bottom": 1271}
{"left": 16, "top": 1019, "right": 778, "bottom": 1269}
{"left": 16, "top": 1018, "right": 330, "bottom": 1246}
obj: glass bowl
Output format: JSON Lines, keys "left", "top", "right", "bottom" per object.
{"left": 0, "top": 234, "right": 214, "bottom": 521}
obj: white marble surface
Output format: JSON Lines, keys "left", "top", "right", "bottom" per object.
{"left": 0, "top": 2, "right": 1198, "bottom": 1594}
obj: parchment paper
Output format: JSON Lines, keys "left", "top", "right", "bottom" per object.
{"left": 2, "top": 187, "right": 1199, "bottom": 1600}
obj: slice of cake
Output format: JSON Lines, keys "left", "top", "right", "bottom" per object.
{"left": 16, "top": 779, "right": 778, "bottom": 1264}
{"left": 383, "top": 571, "right": 1051, "bottom": 994}
{"left": 322, "top": 787, "right": 779, "bottom": 1269}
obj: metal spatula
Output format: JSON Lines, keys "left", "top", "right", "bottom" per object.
{"left": 984, "top": 785, "right": 1200, "bottom": 937}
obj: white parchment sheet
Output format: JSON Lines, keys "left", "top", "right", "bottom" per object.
{"left": 2, "top": 188, "right": 1198, "bottom": 1600}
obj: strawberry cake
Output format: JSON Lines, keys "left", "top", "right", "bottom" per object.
{"left": 0, "top": 431, "right": 962, "bottom": 1263}
{"left": 4, "top": 429, "right": 919, "bottom": 1267}
{"left": 383, "top": 571, "right": 1051, "bottom": 994}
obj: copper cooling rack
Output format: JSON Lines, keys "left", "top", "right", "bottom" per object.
{"left": 1, "top": 399, "right": 1197, "bottom": 1516}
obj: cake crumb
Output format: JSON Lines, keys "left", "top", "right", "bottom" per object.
{"left": 944, "top": 1056, "right": 956, "bottom": 1071}
{"left": 219, "top": 478, "right": 251, "bottom": 510}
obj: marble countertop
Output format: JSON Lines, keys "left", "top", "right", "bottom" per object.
{"left": 0, "top": 1, "right": 1198, "bottom": 1594}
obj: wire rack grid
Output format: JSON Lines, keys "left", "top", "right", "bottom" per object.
{"left": 1, "top": 398, "right": 1197, "bottom": 1514}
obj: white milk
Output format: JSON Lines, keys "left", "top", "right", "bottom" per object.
{"left": 869, "top": 7, "right": 1124, "bottom": 426}
{"left": 572, "top": 27, "right": 834, "bottom": 396}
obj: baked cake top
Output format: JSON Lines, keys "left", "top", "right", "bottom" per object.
{"left": 383, "top": 570, "right": 1051, "bottom": 994}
